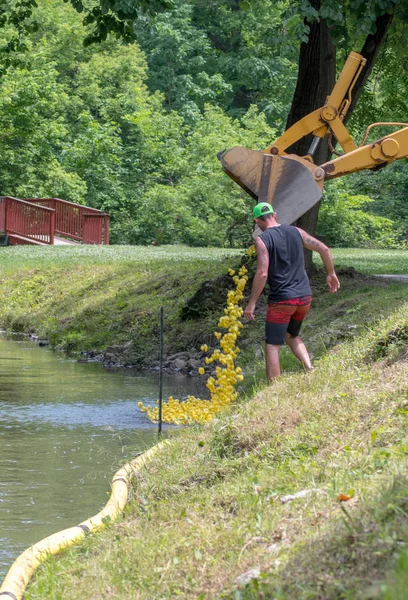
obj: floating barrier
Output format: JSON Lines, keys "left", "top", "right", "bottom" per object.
{"left": 0, "top": 441, "right": 168, "bottom": 600}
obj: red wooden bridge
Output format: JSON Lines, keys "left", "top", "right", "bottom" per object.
{"left": 0, "top": 196, "right": 109, "bottom": 246}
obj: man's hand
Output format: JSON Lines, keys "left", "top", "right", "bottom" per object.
{"left": 244, "top": 302, "right": 256, "bottom": 321}
{"left": 327, "top": 273, "right": 340, "bottom": 293}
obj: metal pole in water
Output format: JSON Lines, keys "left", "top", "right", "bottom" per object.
{"left": 158, "top": 306, "right": 164, "bottom": 437}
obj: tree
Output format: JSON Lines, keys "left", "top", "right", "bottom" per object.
{"left": 1, "top": 0, "right": 406, "bottom": 249}
{"left": 283, "top": 0, "right": 401, "bottom": 267}
{"left": 88, "top": 0, "right": 404, "bottom": 241}
{"left": 0, "top": 0, "right": 39, "bottom": 68}
{"left": 65, "top": 0, "right": 173, "bottom": 45}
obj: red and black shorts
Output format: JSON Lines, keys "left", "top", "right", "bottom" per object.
{"left": 265, "top": 296, "right": 312, "bottom": 346}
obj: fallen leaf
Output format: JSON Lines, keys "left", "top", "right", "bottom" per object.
{"left": 337, "top": 493, "right": 352, "bottom": 502}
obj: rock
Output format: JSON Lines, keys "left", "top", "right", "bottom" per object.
{"left": 254, "top": 346, "right": 263, "bottom": 359}
{"left": 187, "top": 358, "right": 202, "bottom": 370}
{"left": 173, "top": 358, "right": 187, "bottom": 370}
{"left": 123, "top": 343, "right": 135, "bottom": 355}
{"left": 235, "top": 568, "right": 260, "bottom": 586}
{"left": 239, "top": 339, "right": 251, "bottom": 349}
{"left": 166, "top": 351, "right": 189, "bottom": 361}
{"left": 280, "top": 489, "right": 321, "bottom": 504}
{"left": 106, "top": 345, "right": 121, "bottom": 353}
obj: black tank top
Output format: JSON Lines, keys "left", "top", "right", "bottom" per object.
{"left": 260, "top": 224, "right": 311, "bottom": 303}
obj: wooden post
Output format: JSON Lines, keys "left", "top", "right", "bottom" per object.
{"left": 158, "top": 307, "right": 164, "bottom": 437}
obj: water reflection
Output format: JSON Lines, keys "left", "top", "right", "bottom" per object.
{"left": 0, "top": 335, "right": 205, "bottom": 577}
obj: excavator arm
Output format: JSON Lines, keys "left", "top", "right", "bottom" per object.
{"left": 218, "top": 51, "right": 408, "bottom": 224}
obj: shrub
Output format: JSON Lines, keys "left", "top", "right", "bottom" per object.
{"left": 317, "top": 190, "right": 404, "bottom": 249}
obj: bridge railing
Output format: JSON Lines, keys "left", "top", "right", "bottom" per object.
{"left": 23, "top": 198, "right": 109, "bottom": 245}
{"left": 83, "top": 213, "right": 110, "bottom": 245}
{"left": 1, "top": 197, "right": 55, "bottom": 244}
{"left": 0, "top": 197, "right": 4, "bottom": 232}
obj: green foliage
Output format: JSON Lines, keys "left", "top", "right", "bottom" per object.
{"left": 318, "top": 183, "right": 404, "bottom": 248}
{"left": 134, "top": 0, "right": 298, "bottom": 123}
{"left": 0, "top": 1, "right": 149, "bottom": 217}
{"left": 0, "top": 0, "right": 40, "bottom": 73}
{"left": 0, "top": 0, "right": 405, "bottom": 247}
{"left": 133, "top": 3, "right": 232, "bottom": 118}
{"left": 327, "top": 159, "right": 408, "bottom": 246}
{"left": 0, "top": 0, "right": 287, "bottom": 246}
{"left": 65, "top": 0, "right": 174, "bottom": 45}
{"left": 119, "top": 105, "right": 277, "bottom": 246}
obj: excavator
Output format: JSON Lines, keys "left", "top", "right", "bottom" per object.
{"left": 218, "top": 51, "right": 408, "bottom": 225}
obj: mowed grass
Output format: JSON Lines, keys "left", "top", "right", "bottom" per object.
{"left": 330, "top": 248, "right": 408, "bottom": 275}
{"left": 1, "top": 245, "right": 401, "bottom": 599}
{"left": 0, "top": 244, "right": 243, "bottom": 271}
{"left": 0, "top": 244, "right": 406, "bottom": 273}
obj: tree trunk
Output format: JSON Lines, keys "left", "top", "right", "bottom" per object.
{"left": 345, "top": 11, "right": 394, "bottom": 123}
{"left": 285, "top": 6, "right": 394, "bottom": 271}
{"left": 285, "top": 0, "right": 336, "bottom": 270}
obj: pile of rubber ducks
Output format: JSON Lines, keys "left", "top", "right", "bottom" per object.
{"left": 138, "top": 264, "right": 249, "bottom": 425}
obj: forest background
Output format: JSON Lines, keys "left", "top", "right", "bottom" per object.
{"left": 0, "top": 0, "right": 407, "bottom": 249}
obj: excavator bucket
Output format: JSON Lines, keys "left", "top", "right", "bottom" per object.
{"left": 218, "top": 146, "right": 325, "bottom": 224}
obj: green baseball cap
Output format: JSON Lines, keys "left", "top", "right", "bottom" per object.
{"left": 253, "top": 202, "right": 274, "bottom": 219}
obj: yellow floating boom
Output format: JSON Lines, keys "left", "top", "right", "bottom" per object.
{"left": 0, "top": 441, "right": 168, "bottom": 600}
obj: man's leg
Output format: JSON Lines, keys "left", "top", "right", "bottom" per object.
{"left": 265, "top": 343, "right": 281, "bottom": 381}
{"left": 286, "top": 302, "right": 313, "bottom": 372}
{"left": 265, "top": 303, "right": 295, "bottom": 383}
{"left": 285, "top": 333, "right": 313, "bottom": 371}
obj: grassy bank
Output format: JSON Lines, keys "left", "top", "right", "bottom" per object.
{"left": 0, "top": 244, "right": 405, "bottom": 598}
{"left": 0, "top": 245, "right": 407, "bottom": 372}
{"left": 0, "top": 245, "right": 242, "bottom": 364}
{"left": 22, "top": 269, "right": 408, "bottom": 599}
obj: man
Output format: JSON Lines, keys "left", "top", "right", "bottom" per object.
{"left": 244, "top": 202, "right": 340, "bottom": 382}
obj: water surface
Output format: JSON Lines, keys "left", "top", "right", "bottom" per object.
{"left": 0, "top": 335, "right": 205, "bottom": 578}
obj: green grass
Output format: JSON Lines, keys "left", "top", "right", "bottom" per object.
{"left": 24, "top": 297, "right": 408, "bottom": 600}
{"left": 0, "top": 244, "right": 243, "bottom": 271}
{"left": 0, "top": 245, "right": 401, "bottom": 599}
{"left": 0, "top": 245, "right": 406, "bottom": 366}
{"left": 0, "top": 245, "right": 244, "bottom": 361}
{"left": 325, "top": 248, "right": 408, "bottom": 275}
{"left": 0, "top": 244, "right": 406, "bottom": 273}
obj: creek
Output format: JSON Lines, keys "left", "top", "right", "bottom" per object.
{"left": 0, "top": 335, "right": 206, "bottom": 578}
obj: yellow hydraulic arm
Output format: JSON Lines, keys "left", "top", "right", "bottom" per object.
{"left": 321, "top": 122, "right": 408, "bottom": 179}
{"left": 218, "top": 51, "right": 408, "bottom": 224}
{"left": 266, "top": 51, "right": 366, "bottom": 158}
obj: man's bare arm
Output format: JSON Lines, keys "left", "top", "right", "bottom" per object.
{"left": 244, "top": 237, "right": 269, "bottom": 320}
{"left": 296, "top": 228, "right": 340, "bottom": 293}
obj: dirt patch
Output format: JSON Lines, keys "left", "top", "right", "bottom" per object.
{"left": 180, "top": 273, "right": 234, "bottom": 320}
{"left": 367, "top": 325, "right": 408, "bottom": 363}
